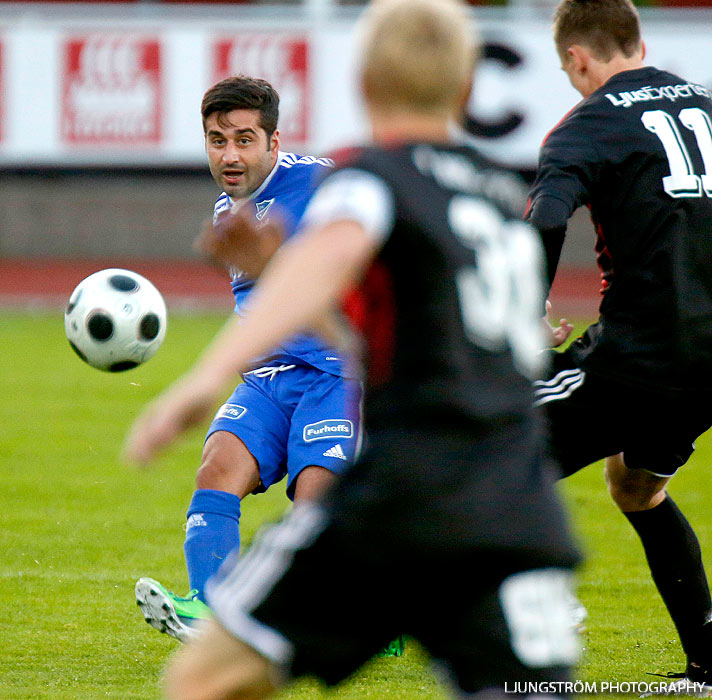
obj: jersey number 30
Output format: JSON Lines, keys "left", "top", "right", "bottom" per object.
{"left": 448, "top": 195, "right": 544, "bottom": 379}
{"left": 642, "top": 107, "right": 712, "bottom": 198}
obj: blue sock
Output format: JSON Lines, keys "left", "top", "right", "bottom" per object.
{"left": 184, "top": 489, "right": 241, "bottom": 603}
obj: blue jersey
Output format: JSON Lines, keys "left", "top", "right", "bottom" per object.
{"left": 213, "top": 151, "right": 349, "bottom": 377}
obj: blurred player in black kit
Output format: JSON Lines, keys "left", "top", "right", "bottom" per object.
{"left": 137, "top": 0, "right": 583, "bottom": 698}
{"left": 527, "top": 0, "right": 712, "bottom": 688}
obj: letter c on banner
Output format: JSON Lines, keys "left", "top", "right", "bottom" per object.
{"left": 463, "top": 42, "right": 525, "bottom": 138}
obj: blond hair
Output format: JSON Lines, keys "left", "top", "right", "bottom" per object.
{"left": 358, "top": 0, "right": 478, "bottom": 115}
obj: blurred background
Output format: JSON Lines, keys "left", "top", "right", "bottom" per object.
{"left": 0, "top": 0, "right": 710, "bottom": 313}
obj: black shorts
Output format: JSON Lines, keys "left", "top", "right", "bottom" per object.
{"left": 206, "top": 423, "right": 581, "bottom": 695}
{"left": 535, "top": 350, "right": 712, "bottom": 478}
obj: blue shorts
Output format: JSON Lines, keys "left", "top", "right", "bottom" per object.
{"left": 206, "top": 363, "right": 362, "bottom": 498}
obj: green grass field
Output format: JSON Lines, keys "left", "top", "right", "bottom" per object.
{"left": 2, "top": 310, "right": 710, "bottom": 699}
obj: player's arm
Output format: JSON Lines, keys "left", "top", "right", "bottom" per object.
{"left": 526, "top": 184, "right": 578, "bottom": 347}
{"left": 526, "top": 115, "right": 596, "bottom": 346}
{"left": 526, "top": 203, "right": 568, "bottom": 291}
{"left": 526, "top": 113, "right": 597, "bottom": 290}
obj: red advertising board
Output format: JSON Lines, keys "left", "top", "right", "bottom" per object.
{"left": 61, "top": 35, "right": 162, "bottom": 145}
{"left": 213, "top": 35, "right": 309, "bottom": 146}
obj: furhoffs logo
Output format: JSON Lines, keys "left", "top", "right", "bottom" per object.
{"left": 303, "top": 420, "right": 353, "bottom": 442}
{"left": 216, "top": 404, "right": 247, "bottom": 421}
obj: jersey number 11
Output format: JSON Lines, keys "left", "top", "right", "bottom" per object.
{"left": 642, "top": 107, "right": 712, "bottom": 198}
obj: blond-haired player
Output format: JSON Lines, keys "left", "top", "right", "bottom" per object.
{"left": 129, "top": 1, "right": 582, "bottom": 697}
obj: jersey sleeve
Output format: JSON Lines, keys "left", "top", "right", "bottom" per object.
{"left": 299, "top": 168, "right": 396, "bottom": 245}
{"left": 528, "top": 114, "right": 601, "bottom": 226}
{"left": 526, "top": 108, "right": 600, "bottom": 287}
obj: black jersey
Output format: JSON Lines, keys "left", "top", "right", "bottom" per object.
{"left": 527, "top": 67, "right": 712, "bottom": 392}
{"left": 331, "top": 142, "right": 547, "bottom": 431}
{"left": 298, "top": 141, "right": 578, "bottom": 558}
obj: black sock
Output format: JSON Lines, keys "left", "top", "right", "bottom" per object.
{"left": 625, "top": 497, "right": 712, "bottom": 672}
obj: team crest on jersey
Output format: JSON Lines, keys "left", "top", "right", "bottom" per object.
{"left": 255, "top": 198, "right": 275, "bottom": 221}
{"left": 216, "top": 404, "right": 247, "bottom": 420}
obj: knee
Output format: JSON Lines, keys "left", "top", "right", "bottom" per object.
{"left": 610, "top": 485, "right": 667, "bottom": 512}
{"left": 196, "top": 454, "right": 236, "bottom": 491}
{"left": 196, "top": 433, "right": 260, "bottom": 495}
{"left": 292, "top": 466, "right": 337, "bottom": 502}
{"left": 605, "top": 456, "right": 667, "bottom": 512}
{"left": 607, "top": 477, "right": 650, "bottom": 511}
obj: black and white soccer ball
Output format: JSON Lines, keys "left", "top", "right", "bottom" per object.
{"left": 64, "top": 268, "right": 167, "bottom": 372}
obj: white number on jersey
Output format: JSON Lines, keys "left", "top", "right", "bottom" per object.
{"left": 499, "top": 568, "right": 581, "bottom": 668}
{"left": 448, "top": 195, "right": 545, "bottom": 379}
{"left": 642, "top": 108, "right": 712, "bottom": 198}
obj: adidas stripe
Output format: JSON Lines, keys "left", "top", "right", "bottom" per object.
{"left": 533, "top": 368, "right": 585, "bottom": 407}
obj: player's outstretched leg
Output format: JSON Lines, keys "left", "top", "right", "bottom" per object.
{"left": 135, "top": 577, "right": 212, "bottom": 643}
{"left": 136, "top": 432, "right": 251, "bottom": 640}
{"left": 135, "top": 487, "right": 241, "bottom": 641}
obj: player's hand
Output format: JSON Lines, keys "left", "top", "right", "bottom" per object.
{"left": 195, "top": 204, "right": 284, "bottom": 279}
{"left": 122, "top": 376, "right": 216, "bottom": 466}
{"left": 543, "top": 299, "right": 574, "bottom": 348}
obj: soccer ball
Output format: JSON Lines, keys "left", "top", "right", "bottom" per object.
{"left": 64, "top": 268, "right": 167, "bottom": 372}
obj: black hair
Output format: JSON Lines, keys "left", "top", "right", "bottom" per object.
{"left": 201, "top": 75, "right": 279, "bottom": 140}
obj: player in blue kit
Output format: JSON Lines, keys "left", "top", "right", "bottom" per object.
{"left": 125, "top": 76, "right": 363, "bottom": 644}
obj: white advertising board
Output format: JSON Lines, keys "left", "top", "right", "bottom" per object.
{"left": 0, "top": 6, "right": 709, "bottom": 169}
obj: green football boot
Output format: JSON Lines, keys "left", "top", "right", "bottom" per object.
{"left": 135, "top": 577, "right": 211, "bottom": 643}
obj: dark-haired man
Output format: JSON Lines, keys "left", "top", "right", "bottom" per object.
{"left": 126, "top": 76, "right": 362, "bottom": 644}
{"left": 528, "top": 0, "right": 712, "bottom": 688}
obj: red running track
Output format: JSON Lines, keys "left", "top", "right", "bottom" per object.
{"left": 0, "top": 257, "right": 601, "bottom": 318}
{"left": 0, "top": 258, "right": 235, "bottom": 312}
